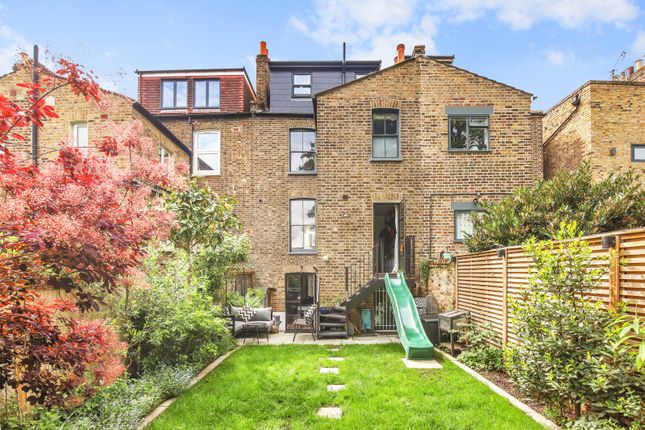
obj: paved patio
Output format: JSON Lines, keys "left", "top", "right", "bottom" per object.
{"left": 236, "top": 332, "right": 401, "bottom": 345}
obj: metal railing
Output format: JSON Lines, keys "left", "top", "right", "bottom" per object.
{"left": 344, "top": 236, "right": 416, "bottom": 302}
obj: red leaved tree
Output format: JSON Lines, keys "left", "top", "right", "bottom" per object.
{"left": 0, "top": 54, "right": 187, "bottom": 414}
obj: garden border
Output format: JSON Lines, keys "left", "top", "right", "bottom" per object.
{"left": 437, "top": 350, "right": 560, "bottom": 429}
{"left": 136, "top": 347, "right": 240, "bottom": 429}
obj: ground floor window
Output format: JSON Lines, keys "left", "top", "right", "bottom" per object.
{"left": 285, "top": 273, "right": 315, "bottom": 331}
{"left": 452, "top": 201, "right": 482, "bottom": 243}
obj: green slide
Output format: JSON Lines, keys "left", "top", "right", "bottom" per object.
{"left": 384, "top": 272, "right": 434, "bottom": 359}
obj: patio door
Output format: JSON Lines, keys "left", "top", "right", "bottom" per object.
{"left": 285, "top": 273, "right": 315, "bottom": 332}
{"left": 373, "top": 203, "right": 401, "bottom": 273}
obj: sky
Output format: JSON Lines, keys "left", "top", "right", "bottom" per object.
{"left": 0, "top": 0, "right": 644, "bottom": 110}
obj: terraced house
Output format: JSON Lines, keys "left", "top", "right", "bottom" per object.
{"left": 137, "top": 42, "right": 543, "bottom": 335}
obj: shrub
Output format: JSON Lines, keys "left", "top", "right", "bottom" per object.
{"left": 115, "top": 248, "right": 234, "bottom": 376}
{"left": 506, "top": 223, "right": 643, "bottom": 425}
{"left": 465, "top": 164, "right": 645, "bottom": 252}
{"left": 457, "top": 322, "right": 504, "bottom": 371}
{"left": 227, "top": 287, "right": 267, "bottom": 308}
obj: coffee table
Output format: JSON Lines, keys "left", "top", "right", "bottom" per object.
{"left": 241, "top": 321, "right": 270, "bottom": 344}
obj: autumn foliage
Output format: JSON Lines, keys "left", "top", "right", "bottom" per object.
{"left": 0, "top": 54, "right": 187, "bottom": 411}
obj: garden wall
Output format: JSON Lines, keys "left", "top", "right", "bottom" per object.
{"left": 455, "top": 228, "right": 645, "bottom": 345}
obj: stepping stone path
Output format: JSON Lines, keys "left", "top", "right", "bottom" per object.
{"left": 327, "top": 384, "right": 346, "bottom": 392}
{"left": 401, "top": 358, "right": 443, "bottom": 369}
{"left": 319, "top": 347, "right": 345, "bottom": 418}
{"left": 317, "top": 406, "right": 342, "bottom": 419}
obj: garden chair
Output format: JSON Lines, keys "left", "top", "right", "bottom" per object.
{"left": 292, "top": 304, "right": 317, "bottom": 341}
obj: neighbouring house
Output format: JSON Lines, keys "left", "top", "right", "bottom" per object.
{"left": 542, "top": 54, "right": 645, "bottom": 180}
{"left": 137, "top": 41, "right": 542, "bottom": 334}
{"left": 0, "top": 63, "right": 190, "bottom": 166}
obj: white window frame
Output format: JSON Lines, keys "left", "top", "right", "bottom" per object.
{"left": 192, "top": 130, "right": 221, "bottom": 176}
{"left": 159, "top": 146, "right": 171, "bottom": 162}
{"left": 70, "top": 121, "right": 89, "bottom": 153}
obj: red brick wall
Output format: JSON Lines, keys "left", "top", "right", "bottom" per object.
{"left": 138, "top": 74, "right": 251, "bottom": 115}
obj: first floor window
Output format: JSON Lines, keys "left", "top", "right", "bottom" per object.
{"left": 372, "top": 109, "right": 400, "bottom": 159}
{"left": 449, "top": 116, "right": 490, "bottom": 151}
{"left": 632, "top": 144, "right": 645, "bottom": 162}
{"left": 162, "top": 80, "right": 187, "bottom": 109}
{"left": 290, "top": 199, "right": 316, "bottom": 252}
{"left": 159, "top": 146, "right": 170, "bottom": 163}
{"left": 193, "top": 131, "right": 220, "bottom": 175}
{"left": 454, "top": 210, "right": 480, "bottom": 242}
{"left": 289, "top": 129, "right": 316, "bottom": 173}
{"left": 71, "top": 122, "right": 88, "bottom": 152}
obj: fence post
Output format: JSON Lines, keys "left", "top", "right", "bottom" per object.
{"left": 454, "top": 256, "right": 459, "bottom": 309}
{"left": 501, "top": 251, "right": 509, "bottom": 346}
{"left": 609, "top": 235, "right": 621, "bottom": 309}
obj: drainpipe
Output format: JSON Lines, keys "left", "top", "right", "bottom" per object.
{"left": 31, "top": 44, "right": 39, "bottom": 165}
{"left": 341, "top": 42, "right": 346, "bottom": 85}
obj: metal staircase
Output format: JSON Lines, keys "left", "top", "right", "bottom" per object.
{"left": 315, "top": 236, "right": 416, "bottom": 339}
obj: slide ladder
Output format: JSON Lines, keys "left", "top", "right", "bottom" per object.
{"left": 384, "top": 272, "right": 434, "bottom": 359}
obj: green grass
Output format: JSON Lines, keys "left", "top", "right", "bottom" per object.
{"left": 147, "top": 344, "right": 545, "bottom": 430}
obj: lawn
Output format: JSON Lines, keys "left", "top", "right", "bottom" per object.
{"left": 147, "top": 344, "right": 545, "bottom": 430}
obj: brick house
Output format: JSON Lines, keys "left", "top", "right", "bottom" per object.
{"left": 543, "top": 55, "right": 645, "bottom": 180}
{"left": 0, "top": 63, "right": 190, "bottom": 165}
{"left": 137, "top": 41, "right": 543, "bottom": 334}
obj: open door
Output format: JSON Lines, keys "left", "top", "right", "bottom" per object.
{"left": 398, "top": 200, "right": 405, "bottom": 272}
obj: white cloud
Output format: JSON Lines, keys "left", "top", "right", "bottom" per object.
{"left": 632, "top": 31, "right": 645, "bottom": 56}
{"left": 289, "top": 0, "right": 438, "bottom": 65}
{"left": 438, "top": 0, "right": 639, "bottom": 30}
{"left": 544, "top": 49, "right": 566, "bottom": 65}
{"left": 0, "top": 23, "right": 31, "bottom": 74}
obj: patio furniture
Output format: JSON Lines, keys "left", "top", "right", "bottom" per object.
{"left": 229, "top": 306, "right": 274, "bottom": 340}
{"left": 241, "top": 321, "right": 270, "bottom": 344}
{"left": 292, "top": 304, "right": 317, "bottom": 341}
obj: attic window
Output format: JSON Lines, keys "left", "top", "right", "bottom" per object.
{"left": 194, "top": 80, "right": 220, "bottom": 108}
{"left": 292, "top": 74, "right": 311, "bottom": 97}
{"left": 161, "top": 80, "right": 187, "bottom": 109}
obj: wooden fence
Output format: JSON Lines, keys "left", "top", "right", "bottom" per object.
{"left": 455, "top": 228, "right": 645, "bottom": 345}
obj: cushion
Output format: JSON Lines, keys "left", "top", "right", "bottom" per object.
{"left": 230, "top": 306, "right": 244, "bottom": 318}
{"left": 250, "top": 307, "right": 272, "bottom": 322}
{"left": 304, "top": 304, "right": 317, "bottom": 324}
{"left": 238, "top": 305, "right": 256, "bottom": 322}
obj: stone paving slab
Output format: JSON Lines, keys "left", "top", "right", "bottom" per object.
{"left": 328, "top": 357, "right": 345, "bottom": 361}
{"left": 401, "top": 358, "right": 443, "bottom": 369}
{"left": 320, "top": 367, "right": 339, "bottom": 374}
{"left": 327, "top": 384, "right": 346, "bottom": 392}
{"left": 317, "top": 406, "right": 342, "bottom": 419}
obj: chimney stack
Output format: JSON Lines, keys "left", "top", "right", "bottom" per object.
{"left": 395, "top": 43, "right": 405, "bottom": 64}
{"left": 254, "top": 40, "right": 270, "bottom": 112}
{"left": 412, "top": 45, "right": 426, "bottom": 57}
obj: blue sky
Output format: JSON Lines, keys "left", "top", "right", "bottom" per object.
{"left": 1, "top": 0, "right": 643, "bottom": 110}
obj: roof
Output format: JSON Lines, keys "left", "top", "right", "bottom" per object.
{"left": 150, "top": 111, "right": 313, "bottom": 120}
{"left": 313, "top": 55, "right": 532, "bottom": 99}
{"left": 132, "top": 102, "right": 192, "bottom": 156}
{"left": 135, "top": 67, "right": 256, "bottom": 100}
{"left": 268, "top": 60, "right": 381, "bottom": 72}
{"left": 544, "top": 79, "right": 645, "bottom": 115}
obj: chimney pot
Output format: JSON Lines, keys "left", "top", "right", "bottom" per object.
{"left": 396, "top": 43, "right": 405, "bottom": 64}
{"left": 260, "top": 41, "right": 268, "bottom": 56}
{"left": 635, "top": 59, "right": 643, "bottom": 72}
{"left": 626, "top": 65, "right": 634, "bottom": 77}
{"left": 620, "top": 71, "right": 626, "bottom": 80}
{"left": 412, "top": 45, "right": 426, "bottom": 57}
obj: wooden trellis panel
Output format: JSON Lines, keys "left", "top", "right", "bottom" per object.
{"left": 455, "top": 228, "right": 645, "bottom": 345}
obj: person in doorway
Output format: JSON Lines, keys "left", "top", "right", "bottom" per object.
{"left": 379, "top": 212, "right": 397, "bottom": 272}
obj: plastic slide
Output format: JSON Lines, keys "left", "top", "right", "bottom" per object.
{"left": 384, "top": 272, "right": 434, "bottom": 359}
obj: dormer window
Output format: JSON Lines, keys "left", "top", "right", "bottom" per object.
{"left": 292, "top": 74, "right": 311, "bottom": 97}
{"left": 161, "top": 80, "right": 187, "bottom": 109}
{"left": 194, "top": 80, "right": 220, "bottom": 108}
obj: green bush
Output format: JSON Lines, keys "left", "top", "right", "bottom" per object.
{"left": 457, "top": 322, "right": 504, "bottom": 371}
{"left": 63, "top": 366, "right": 193, "bottom": 430}
{"left": 465, "top": 164, "right": 645, "bottom": 252}
{"left": 116, "top": 248, "right": 234, "bottom": 376}
{"left": 506, "top": 223, "right": 643, "bottom": 426}
{"left": 227, "top": 287, "right": 266, "bottom": 307}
